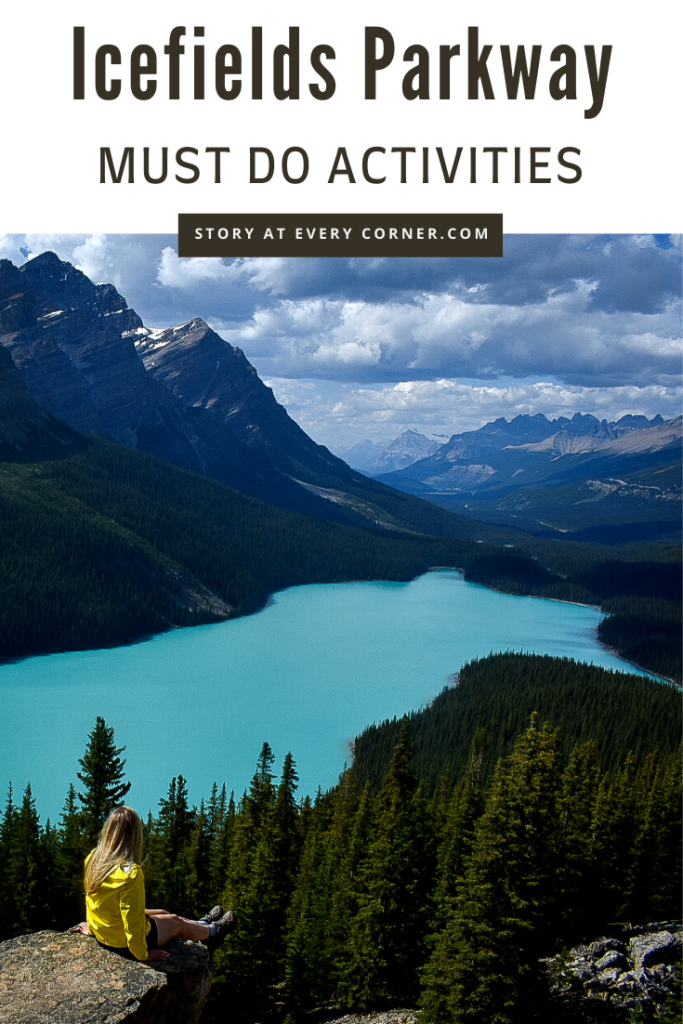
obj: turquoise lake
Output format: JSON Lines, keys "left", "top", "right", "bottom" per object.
{"left": 0, "top": 571, "right": 650, "bottom": 822}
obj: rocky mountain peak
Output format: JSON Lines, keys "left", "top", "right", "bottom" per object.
{"left": 0, "top": 253, "right": 363, "bottom": 524}
{"left": 340, "top": 430, "right": 441, "bottom": 474}
{"left": 19, "top": 252, "right": 126, "bottom": 317}
{"left": 0, "top": 259, "right": 24, "bottom": 299}
{"left": 135, "top": 316, "right": 268, "bottom": 418}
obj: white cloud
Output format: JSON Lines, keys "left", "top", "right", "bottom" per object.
{"left": 1, "top": 234, "right": 680, "bottom": 449}
{"left": 215, "top": 282, "right": 681, "bottom": 386}
{"left": 0, "top": 233, "right": 88, "bottom": 265}
{"left": 155, "top": 247, "right": 241, "bottom": 288}
{"left": 71, "top": 235, "right": 118, "bottom": 287}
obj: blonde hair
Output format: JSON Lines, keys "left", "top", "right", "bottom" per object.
{"left": 84, "top": 806, "right": 144, "bottom": 894}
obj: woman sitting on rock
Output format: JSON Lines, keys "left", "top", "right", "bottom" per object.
{"left": 82, "top": 805, "right": 234, "bottom": 962}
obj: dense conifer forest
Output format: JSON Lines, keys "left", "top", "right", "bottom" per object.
{"left": 0, "top": 439, "right": 481, "bottom": 660}
{"left": 0, "top": 655, "right": 680, "bottom": 1023}
{"left": 351, "top": 654, "right": 683, "bottom": 792}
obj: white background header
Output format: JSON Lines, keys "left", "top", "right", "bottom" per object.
{"left": 1, "top": 0, "right": 680, "bottom": 233}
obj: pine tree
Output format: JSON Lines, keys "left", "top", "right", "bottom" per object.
{"left": 208, "top": 786, "right": 234, "bottom": 898}
{"left": 55, "top": 783, "right": 88, "bottom": 927}
{"left": 556, "top": 741, "right": 601, "bottom": 939}
{"left": 7, "top": 785, "right": 45, "bottom": 936}
{"left": 339, "top": 721, "right": 434, "bottom": 1009}
{"left": 40, "top": 819, "right": 61, "bottom": 930}
{"left": 271, "top": 752, "right": 301, "bottom": 906}
{"left": 247, "top": 741, "right": 276, "bottom": 832}
{"left": 0, "top": 784, "right": 19, "bottom": 939}
{"left": 589, "top": 752, "right": 638, "bottom": 923}
{"left": 146, "top": 775, "right": 195, "bottom": 912}
{"left": 422, "top": 715, "right": 562, "bottom": 1024}
{"left": 185, "top": 802, "right": 212, "bottom": 915}
{"left": 213, "top": 743, "right": 281, "bottom": 1019}
{"left": 432, "top": 730, "right": 487, "bottom": 929}
{"left": 282, "top": 768, "right": 367, "bottom": 1007}
{"left": 283, "top": 790, "right": 331, "bottom": 1011}
{"left": 76, "top": 717, "right": 131, "bottom": 844}
{"left": 325, "top": 773, "right": 372, "bottom": 994}
{"left": 621, "top": 749, "right": 683, "bottom": 922}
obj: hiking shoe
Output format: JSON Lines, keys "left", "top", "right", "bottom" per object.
{"left": 198, "top": 905, "right": 224, "bottom": 924}
{"left": 204, "top": 910, "right": 235, "bottom": 948}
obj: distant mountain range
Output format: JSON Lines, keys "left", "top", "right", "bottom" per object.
{"left": 338, "top": 430, "right": 444, "bottom": 474}
{"left": 372, "top": 413, "right": 681, "bottom": 541}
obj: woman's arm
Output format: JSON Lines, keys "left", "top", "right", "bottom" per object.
{"left": 118, "top": 867, "right": 149, "bottom": 962}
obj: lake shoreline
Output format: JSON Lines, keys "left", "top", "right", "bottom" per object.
{"left": 1, "top": 569, "right": 644, "bottom": 821}
{"left": 0, "top": 563, "right": 653, "bottom": 683}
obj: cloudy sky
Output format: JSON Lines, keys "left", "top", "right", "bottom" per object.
{"left": 1, "top": 233, "right": 680, "bottom": 449}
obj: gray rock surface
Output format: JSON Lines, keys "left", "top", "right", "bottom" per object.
{"left": 547, "top": 922, "right": 682, "bottom": 1022}
{"left": 320, "top": 1011, "right": 420, "bottom": 1024}
{"left": 629, "top": 929, "right": 680, "bottom": 970}
{"left": 594, "top": 951, "right": 627, "bottom": 973}
{"left": 0, "top": 322, "right": 79, "bottom": 459}
{"left": 0, "top": 930, "right": 211, "bottom": 1024}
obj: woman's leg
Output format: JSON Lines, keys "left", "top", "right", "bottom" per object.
{"left": 149, "top": 912, "right": 210, "bottom": 945}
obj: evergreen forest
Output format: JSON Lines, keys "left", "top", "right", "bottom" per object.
{"left": 0, "top": 654, "right": 680, "bottom": 1023}
{"left": 351, "top": 654, "right": 683, "bottom": 791}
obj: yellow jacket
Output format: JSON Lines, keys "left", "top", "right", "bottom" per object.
{"left": 85, "top": 852, "right": 151, "bottom": 961}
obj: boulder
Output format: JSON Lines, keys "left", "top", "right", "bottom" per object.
{"left": 594, "top": 951, "right": 627, "bottom": 973}
{"left": 588, "top": 938, "right": 624, "bottom": 959}
{"left": 629, "top": 930, "right": 680, "bottom": 970}
{"left": 547, "top": 922, "right": 681, "bottom": 1022}
{"left": 0, "top": 929, "right": 211, "bottom": 1024}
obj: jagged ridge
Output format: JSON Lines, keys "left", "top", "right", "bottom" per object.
{"left": 0, "top": 253, "right": 477, "bottom": 537}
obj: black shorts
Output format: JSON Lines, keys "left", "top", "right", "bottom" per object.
{"left": 96, "top": 916, "right": 159, "bottom": 960}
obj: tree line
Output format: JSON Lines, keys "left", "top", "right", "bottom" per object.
{"left": 351, "top": 653, "right": 683, "bottom": 792}
{"left": 0, "top": 671, "right": 680, "bottom": 1023}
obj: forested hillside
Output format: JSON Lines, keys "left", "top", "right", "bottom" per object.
{"left": 462, "top": 547, "right": 682, "bottom": 681}
{"left": 0, "top": 678, "right": 680, "bottom": 1023}
{"left": 351, "top": 653, "right": 682, "bottom": 793}
{"left": 0, "top": 438, "right": 487, "bottom": 661}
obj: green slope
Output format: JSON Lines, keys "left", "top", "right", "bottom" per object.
{"left": 351, "top": 652, "right": 682, "bottom": 793}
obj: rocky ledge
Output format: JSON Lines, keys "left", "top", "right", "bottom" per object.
{"left": 0, "top": 929, "right": 211, "bottom": 1023}
{"left": 318, "top": 1011, "right": 420, "bottom": 1024}
{"left": 547, "top": 922, "right": 682, "bottom": 1021}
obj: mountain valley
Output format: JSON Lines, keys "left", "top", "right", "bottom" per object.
{"left": 0, "top": 252, "right": 680, "bottom": 678}
{"left": 370, "top": 413, "right": 681, "bottom": 540}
